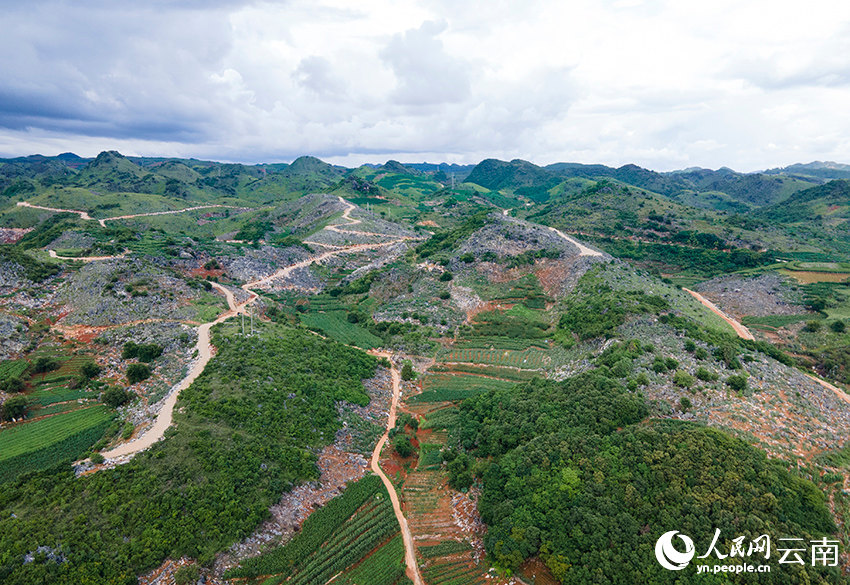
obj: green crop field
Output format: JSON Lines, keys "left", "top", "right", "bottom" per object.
{"left": 0, "top": 359, "right": 29, "bottom": 381}
{"left": 418, "top": 443, "right": 444, "bottom": 469}
{"left": 338, "top": 535, "right": 407, "bottom": 585}
{"left": 27, "top": 400, "right": 92, "bottom": 419}
{"left": 422, "top": 558, "right": 487, "bottom": 585}
{"left": 300, "top": 311, "right": 383, "bottom": 349}
{"left": 226, "top": 475, "right": 401, "bottom": 583}
{"left": 419, "top": 541, "right": 472, "bottom": 559}
{"left": 410, "top": 374, "right": 515, "bottom": 403}
{"left": 434, "top": 364, "right": 539, "bottom": 382}
{"left": 0, "top": 405, "right": 113, "bottom": 462}
{"left": 453, "top": 336, "right": 548, "bottom": 350}
{"left": 30, "top": 385, "right": 96, "bottom": 406}
{"left": 742, "top": 313, "right": 819, "bottom": 330}
{"left": 303, "top": 295, "right": 347, "bottom": 312}
{"left": 440, "top": 347, "right": 550, "bottom": 369}
{"left": 0, "top": 405, "right": 114, "bottom": 483}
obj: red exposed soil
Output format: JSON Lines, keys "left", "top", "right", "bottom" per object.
{"left": 463, "top": 300, "right": 505, "bottom": 322}
{"left": 517, "top": 558, "right": 560, "bottom": 585}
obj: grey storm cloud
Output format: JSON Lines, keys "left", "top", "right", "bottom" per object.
{"left": 0, "top": 0, "right": 237, "bottom": 141}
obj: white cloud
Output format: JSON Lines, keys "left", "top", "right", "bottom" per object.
{"left": 2, "top": 0, "right": 850, "bottom": 171}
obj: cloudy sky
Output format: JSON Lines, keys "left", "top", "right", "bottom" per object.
{"left": 3, "top": 0, "right": 850, "bottom": 171}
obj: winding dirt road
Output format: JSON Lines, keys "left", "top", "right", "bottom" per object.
{"left": 683, "top": 288, "right": 850, "bottom": 405}
{"left": 17, "top": 201, "right": 94, "bottom": 221}
{"left": 41, "top": 194, "right": 423, "bottom": 580}
{"left": 17, "top": 200, "right": 240, "bottom": 228}
{"left": 368, "top": 351, "right": 424, "bottom": 585}
{"left": 101, "top": 283, "right": 254, "bottom": 459}
{"left": 96, "top": 204, "right": 239, "bottom": 228}
{"left": 305, "top": 196, "right": 424, "bottom": 243}
{"left": 100, "top": 198, "right": 414, "bottom": 460}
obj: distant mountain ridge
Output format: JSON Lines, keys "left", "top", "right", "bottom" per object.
{"left": 3, "top": 150, "right": 850, "bottom": 212}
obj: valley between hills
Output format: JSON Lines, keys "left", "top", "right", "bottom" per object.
{"left": 2, "top": 152, "right": 850, "bottom": 584}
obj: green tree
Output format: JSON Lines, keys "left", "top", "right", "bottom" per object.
{"left": 727, "top": 374, "right": 747, "bottom": 392}
{"left": 401, "top": 361, "right": 415, "bottom": 381}
{"left": 804, "top": 320, "right": 822, "bottom": 333}
{"left": 126, "top": 363, "right": 151, "bottom": 384}
{"left": 137, "top": 344, "right": 163, "bottom": 362}
{"left": 102, "top": 386, "right": 133, "bottom": 408}
{"left": 2, "top": 395, "right": 28, "bottom": 420}
{"left": 673, "top": 370, "right": 695, "bottom": 388}
{"left": 830, "top": 320, "right": 846, "bottom": 333}
{"left": 0, "top": 376, "right": 25, "bottom": 393}
{"left": 79, "top": 361, "right": 102, "bottom": 380}
{"left": 393, "top": 434, "right": 413, "bottom": 458}
{"left": 33, "top": 356, "right": 59, "bottom": 374}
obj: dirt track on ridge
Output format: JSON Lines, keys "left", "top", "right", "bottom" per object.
{"left": 368, "top": 351, "right": 424, "bottom": 585}
{"left": 684, "top": 288, "right": 850, "bottom": 405}
{"left": 683, "top": 288, "right": 755, "bottom": 340}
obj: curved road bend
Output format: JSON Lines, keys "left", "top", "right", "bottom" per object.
{"left": 101, "top": 283, "right": 254, "bottom": 459}
{"left": 102, "top": 201, "right": 413, "bottom": 459}
{"left": 368, "top": 351, "right": 424, "bottom": 585}
{"left": 683, "top": 288, "right": 850, "bottom": 404}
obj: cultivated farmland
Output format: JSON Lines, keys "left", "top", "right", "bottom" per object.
{"left": 0, "top": 405, "right": 114, "bottom": 482}
{"left": 225, "top": 474, "right": 404, "bottom": 585}
{"left": 439, "top": 347, "right": 550, "bottom": 369}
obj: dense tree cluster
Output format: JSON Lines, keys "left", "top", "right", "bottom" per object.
{"left": 450, "top": 373, "right": 839, "bottom": 583}
{"left": 590, "top": 237, "right": 770, "bottom": 276}
{"left": 121, "top": 342, "right": 163, "bottom": 363}
{"left": 558, "top": 285, "right": 668, "bottom": 341}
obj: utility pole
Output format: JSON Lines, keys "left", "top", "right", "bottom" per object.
{"left": 250, "top": 304, "right": 254, "bottom": 335}
{"left": 451, "top": 172, "right": 455, "bottom": 190}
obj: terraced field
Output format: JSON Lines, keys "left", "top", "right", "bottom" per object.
{"left": 0, "top": 404, "right": 115, "bottom": 482}
{"left": 453, "top": 336, "right": 548, "bottom": 350}
{"left": 29, "top": 384, "right": 96, "bottom": 406}
{"left": 741, "top": 313, "right": 819, "bottom": 331}
{"left": 410, "top": 373, "right": 515, "bottom": 403}
{"left": 403, "top": 433, "right": 488, "bottom": 585}
{"left": 430, "top": 363, "right": 538, "bottom": 382}
{"left": 0, "top": 359, "right": 29, "bottom": 381}
{"left": 421, "top": 559, "right": 488, "bottom": 585}
{"left": 300, "top": 311, "right": 383, "bottom": 349}
{"left": 439, "top": 347, "right": 550, "bottom": 369}
{"left": 337, "top": 535, "right": 408, "bottom": 585}
{"left": 0, "top": 405, "right": 113, "bottom": 461}
{"left": 225, "top": 475, "right": 406, "bottom": 585}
